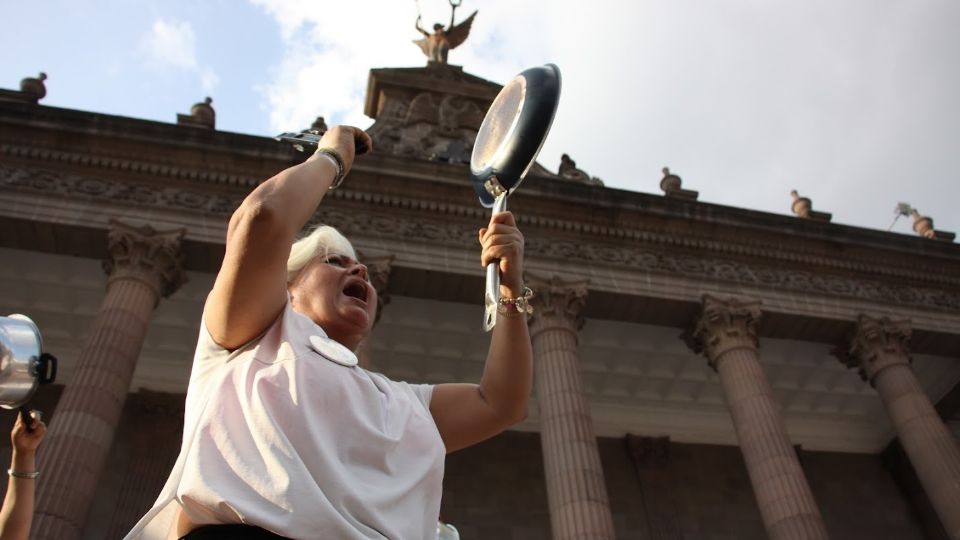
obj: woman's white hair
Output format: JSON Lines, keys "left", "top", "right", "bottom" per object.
{"left": 287, "top": 224, "right": 357, "bottom": 282}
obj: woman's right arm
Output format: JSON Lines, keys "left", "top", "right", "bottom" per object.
{"left": 204, "top": 126, "right": 372, "bottom": 350}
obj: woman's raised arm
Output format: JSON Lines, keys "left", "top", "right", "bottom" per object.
{"left": 429, "top": 211, "right": 533, "bottom": 452}
{"left": 204, "top": 126, "right": 372, "bottom": 350}
{"left": 0, "top": 411, "right": 46, "bottom": 540}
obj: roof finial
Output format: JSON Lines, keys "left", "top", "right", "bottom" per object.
{"left": 659, "top": 167, "right": 698, "bottom": 200}
{"left": 310, "top": 116, "right": 328, "bottom": 134}
{"left": 911, "top": 208, "right": 955, "bottom": 242}
{"left": 789, "top": 190, "right": 831, "bottom": 222}
{"left": 19, "top": 72, "right": 48, "bottom": 102}
{"left": 177, "top": 96, "right": 216, "bottom": 129}
{"left": 557, "top": 154, "right": 603, "bottom": 186}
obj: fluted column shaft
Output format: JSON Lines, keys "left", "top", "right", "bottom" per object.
{"left": 528, "top": 274, "right": 615, "bottom": 540}
{"left": 33, "top": 220, "right": 185, "bottom": 540}
{"left": 839, "top": 316, "right": 960, "bottom": 539}
{"left": 687, "top": 295, "right": 828, "bottom": 540}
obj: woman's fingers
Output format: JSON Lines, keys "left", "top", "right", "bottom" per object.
{"left": 486, "top": 210, "right": 517, "bottom": 228}
{"left": 479, "top": 230, "right": 524, "bottom": 265}
{"left": 355, "top": 129, "right": 373, "bottom": 155}
{"left": 317, "top": 126, "right": 373, "bottom": 172}
{"left": 481, "top": 244, "right": 521, "bottom": 267}
{"left": 479, "top": 213, "right": 519, "bottom": 242}
{"left": 479, "top": 213, "right": 523, "bottom": 255}
{"left": 481, "top": 232, "right": 522, "bottom": 253}
{"left": 478, "top": 211, "right": 525, "bottom": 294}
{"left": 11, "top": 410, "right": 47, "bottom": 450}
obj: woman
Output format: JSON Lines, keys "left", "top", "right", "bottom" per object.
{"left": 0, "top": 410, "right": 47, "bottom": 540}
{"left": 125, "top": 125, "right": 533, "bottom": 539}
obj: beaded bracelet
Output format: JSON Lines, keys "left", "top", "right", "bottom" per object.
{"left": 8, "top": 468, "right": 39, "bottom": 479}
{"left": 498, "top": 286, "right": 534, "bottom": 315}
{"left": 312, "top": 147, "right": 347, "bottom": 190}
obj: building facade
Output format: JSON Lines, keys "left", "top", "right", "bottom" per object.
{"left": 1, "top": 63, "right": 959, "bottom": 539}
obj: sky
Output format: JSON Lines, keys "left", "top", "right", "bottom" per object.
{"left": 2, "top": 0, "right": 958, "bottom": 238}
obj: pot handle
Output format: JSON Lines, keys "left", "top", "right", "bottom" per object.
{"left": 38, "top": 353, "right": 57, "bottom": 385}
{"left": 18, "top": 407, "right": 36, "bottom": 433}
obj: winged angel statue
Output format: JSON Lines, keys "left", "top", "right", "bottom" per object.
{"left": 414, "top": 0, "right": 477, "bottom": 64}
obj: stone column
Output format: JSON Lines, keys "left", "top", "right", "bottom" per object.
{"left": 34, "top": 220, "right": 186, "bottom": 540}
{"left": 685, "top": 295, "right": 829, "bottom": 540}
{"left": 356, "top": 253, "right": 393, "bottom": 370}
{"left": 837, "top": 315, "right": 960, "bottom": 539}
{"left": 527, "top": 274, "right": 615, "bottom": 540}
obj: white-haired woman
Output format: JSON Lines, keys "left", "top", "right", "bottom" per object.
{"left": 125, "top": 126, "right": 533, "bottom": 540}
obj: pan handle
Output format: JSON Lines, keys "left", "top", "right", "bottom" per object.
{"left": 38, "top": 353, "right": 57, "bottom": 385}
{"left": 483, "top": 194, "right": 508, "bottom": 331}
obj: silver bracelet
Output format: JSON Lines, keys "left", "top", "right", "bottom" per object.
{"left": 498, "top": 286, "right": 534, "bottom": 315}
{"left": 8, "top": 468, "right": 39, "bottom": 479}
{"left": 312, "top": 147, "right": 347, "bottom": 190}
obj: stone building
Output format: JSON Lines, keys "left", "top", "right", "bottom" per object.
{"left": 1, "top": 61, "right": 959, "bottom": 540}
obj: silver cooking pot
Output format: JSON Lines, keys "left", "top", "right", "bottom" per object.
{"left": 0, "top": 314, "right": 57, "bottom": 409}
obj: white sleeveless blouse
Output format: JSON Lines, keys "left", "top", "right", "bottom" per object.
{"left": 124, "top": 301, "right": 445, "bottom": 539}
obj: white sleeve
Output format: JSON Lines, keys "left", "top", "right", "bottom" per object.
{"left": 189, "top": 297, "right": 280, "bottom": 389}
{"left": 407, "top": 383, "right": 435, "bottom": 411}
{"left": 194, "top": 294, "right": 285, "bottom": 367}
{"left": 195, "top": 315, "right": 233, "bottom": 364}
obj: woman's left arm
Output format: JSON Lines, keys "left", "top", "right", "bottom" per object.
{"left": 429, "top": 212, "right": 533, "bottom": 453}
{"left": 0, "top": 412, "right": 46, "bottom": 540}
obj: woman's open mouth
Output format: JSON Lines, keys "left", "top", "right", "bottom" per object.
{"left": 342, "top": 280, "right": 369, "bottom": 305}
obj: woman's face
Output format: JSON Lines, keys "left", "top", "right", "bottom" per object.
{"left": 288, "top": 253, "right": 378, "bottom": 351}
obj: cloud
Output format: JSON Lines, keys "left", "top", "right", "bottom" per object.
{"left": 249, "top": 0, "right": 960, "bottom": 233}
{"left": 249, "top": 0, "right": 558, "bottom": 132}
{"left": 251, "top": 0, "right": 417, "bottom": 131}
{"left": 140, "top": 18, "right": 219, "bottom": 94}
{"left": 141, "top": 18, "right": 198, "bottom": 70}
{"left": 199, "top": 68, "right": 220, "bottom": 94}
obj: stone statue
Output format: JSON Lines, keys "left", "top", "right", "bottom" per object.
{"left": 414, "top": 0, "right": 477, "bottom": 64}
{"left": 558, "top": 154, "right": 604, "bottom": 187}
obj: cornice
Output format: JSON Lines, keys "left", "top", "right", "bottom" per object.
{"left": 3, "top": 103, "right": 958, "bottom": 265}
{"left": 309, "top": 205, "right": 960, "bottom": 314}
{"left": 0, "top": 162, "right": 243, "bottom": 215}
{"left": 0, "top": 100, "right": 283, "bottom": 158}
{"left": 10, "top": 149, "right": 957, "bottom": 292}
{"left": 3, "top": 101, "right": 958, "bottom": 257}
{"left": 2, "top": 110, "right": 959, "bottom": 291}
{"left": 331, "top": 185, "right": 960, "bottom": 290}
{"left": 364, "top": 64, "right": 501, "bottom": 118}
{"left": 322, "top": 168, "right": 959, "bottom": 286}
{"left": 1, "top": 142, "right": 261, "bottom": 188}
{"left": 3, "top": 161, "right": 959, "bottom": 309}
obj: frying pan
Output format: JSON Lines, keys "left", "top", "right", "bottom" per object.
{"left": 470, "top": 64, "right": 561, "bottom": 331}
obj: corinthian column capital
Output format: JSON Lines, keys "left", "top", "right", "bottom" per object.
{"left": 102, "top": 219, "right": 187, "bottom": 302}
{"left": 684, "top": 295, "right": 762, "bottom": 370}
{"left": 835, "top": 315, "right": 912, "bottom": 383}
{"left": 525, "top": 272, "right": 589, "bottom": 334}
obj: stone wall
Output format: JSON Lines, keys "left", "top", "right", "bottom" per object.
{"left": 0, "top": 389, "right": 933, "bottom": 539}
{"left": 444, "top": 432, "right": 930, "bottom": 540}
{"left": 804, "top": 449, "right": 927, "bottom": 540}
